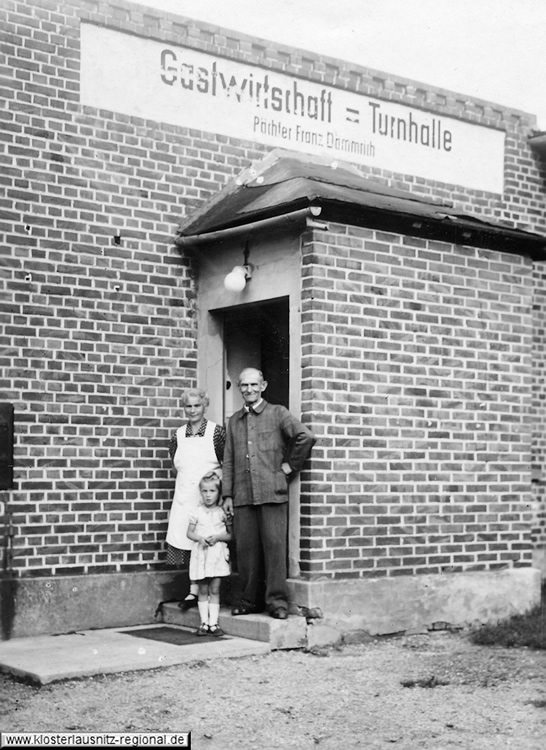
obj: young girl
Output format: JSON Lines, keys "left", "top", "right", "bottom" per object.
{"left": 186, "top": 471, "right": 232, "bottom": 636}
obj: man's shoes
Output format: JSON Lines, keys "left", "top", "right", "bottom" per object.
{"left": 179, "top": 594, "right": 198, "bottom": 611}
{"left": 208, "top": 624, "right": 225, "bottom": 637}
{"left": 231, "top": 604, "right": 259, "bottom": 616}
{"left": 270, "top": 607, "right": 288, "bottom": 620}
{"left": 196, "top": 623, "right": 209, "bottom": 636}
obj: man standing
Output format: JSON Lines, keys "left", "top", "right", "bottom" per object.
{"left": 223, "top": 368, "right": 316, "bottom": 619}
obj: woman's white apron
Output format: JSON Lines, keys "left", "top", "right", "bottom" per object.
{"left": 166, "top": 420, "right": 221, "bottom": 550}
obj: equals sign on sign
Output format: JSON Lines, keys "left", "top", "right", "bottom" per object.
{"left": 346, "top": 107, "right": 360, "bottom": 123}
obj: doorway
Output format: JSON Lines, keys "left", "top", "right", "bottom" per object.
{"left": 220, "top": 297, "right": 289, "bottom": 422}
{"left": 205, "top": 294, "right": 301, "bottom": 578}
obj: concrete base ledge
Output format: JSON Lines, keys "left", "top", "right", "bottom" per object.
{"left": 289, "top": 567, "right": 542, "bottom": 638}
{"left": 0, "top": 571, "right": 184, "bottom": 640}
{"left": 1, "top": 567, "right": 541, "bottom": 644}
{"left": 533, "top": 548, "right": 546, "bottom": 577}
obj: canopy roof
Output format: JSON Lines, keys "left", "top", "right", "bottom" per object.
{"left": 176, "top": 150, "right": 546, "bottom": 257}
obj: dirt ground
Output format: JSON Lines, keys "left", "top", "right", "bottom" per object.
{"left": 1, "top": 631, "right": 545, "bottom": 749}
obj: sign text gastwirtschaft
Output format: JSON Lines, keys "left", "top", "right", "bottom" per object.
{"left": 80, "top": 24, "right": 505, "bottom": 193}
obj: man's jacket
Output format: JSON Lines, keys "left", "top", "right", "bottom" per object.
{"left": 223, "top": 400, "right": 316, "bottom": 506}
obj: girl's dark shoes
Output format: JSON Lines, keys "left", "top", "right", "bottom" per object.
{"left": 196, "top": 623, "right": 223, "bottom": 636}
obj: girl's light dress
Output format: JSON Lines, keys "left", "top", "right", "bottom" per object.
{"left": 188, "top": 505, "right": 231, "bottom": 580}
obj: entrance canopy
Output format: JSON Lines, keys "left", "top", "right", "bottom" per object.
{"left": 176, "top": 150, "right": 546, "bottom": 258}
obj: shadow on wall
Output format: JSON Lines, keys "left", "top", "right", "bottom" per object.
{"left": 0, "top": 578, "right": 17, "bottom": 640}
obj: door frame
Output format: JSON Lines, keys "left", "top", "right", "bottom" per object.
{"left": 195, "top": 231, "right": 304, "bottom": 577}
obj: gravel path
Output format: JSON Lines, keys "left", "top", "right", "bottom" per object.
{"left": 1, "top": 632, "right": 545, "bottom": 749}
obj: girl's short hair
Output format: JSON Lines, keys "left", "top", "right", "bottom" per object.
{"left": 181, "top": 388, "right": 210, "bottom": 407}
{"left": 199, "top": 471, "right": 222, "bottom": 492}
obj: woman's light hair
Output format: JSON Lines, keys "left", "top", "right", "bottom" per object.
{"left": 181, "top": 388, "right": 210, "bottom": 407}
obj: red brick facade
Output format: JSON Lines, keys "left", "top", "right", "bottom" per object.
{"left": 300, "top": 223, "right": 534, "bottom": 577}
{"left": 1, "top": 0, "right": 545, "bottom": 624}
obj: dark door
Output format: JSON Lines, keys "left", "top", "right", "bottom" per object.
{"left": 221, "top": 298, "right": 289, "bottom": 421}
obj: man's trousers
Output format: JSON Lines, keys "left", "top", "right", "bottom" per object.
{"left": 233, "top": 502, "right": 288, "bottom": 613}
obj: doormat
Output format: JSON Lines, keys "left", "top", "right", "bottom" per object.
{"left": 119, "top": 626, "right": 227, "bottom": 646}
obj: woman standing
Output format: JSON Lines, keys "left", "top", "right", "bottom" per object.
{"left": 167, "top": 388, "right": 225, "bottom": 610}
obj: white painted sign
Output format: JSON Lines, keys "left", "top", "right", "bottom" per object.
{"left": 80, "top": 23, "right": 506, "bottom": 194}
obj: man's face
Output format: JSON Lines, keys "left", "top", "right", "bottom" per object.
{"left": 238, "top": 369, "right": 267, "bottom": 405}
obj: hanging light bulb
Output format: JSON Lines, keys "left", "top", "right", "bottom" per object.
{"left": 223, "top": 239, "right": 253, "bottom": 292}
{"left": 224, "top": 265, "right": 248, "bottom": 292}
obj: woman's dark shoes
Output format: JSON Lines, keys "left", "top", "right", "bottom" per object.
{"left": 179, "top": 593, "right": 198, "bottom": 611}
{"left": 196, "top": 623, "right": 209, "bottom": 636}
{"left": 270, "top": 607, "right": 288, "bottom": 620}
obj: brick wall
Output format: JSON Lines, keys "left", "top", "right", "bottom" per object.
{"left": 532, "top": 265, "right": 546, "bottom": 563}
{"left": 1, "top": 0, "right": 544, "bottom": 580}
{"left": 300, "top": 224, "right": 534, "bottom": 578}
{"left": 0, "top": 0, "right": 267, "bottom": 577}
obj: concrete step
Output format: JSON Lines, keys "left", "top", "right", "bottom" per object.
{"left": 162, "top": 603, "right": 307, "bottom": 650}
